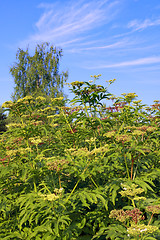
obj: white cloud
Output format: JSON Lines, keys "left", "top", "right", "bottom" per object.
{"left": 19, "top": 0, "right": 120, "bottom": 48}
{"left": 128, "top": 18, "right": 160, "bottom": 31}
{"left": 69, "top": 38, "right": 132, "bottom": 53}
{"left": 87, "top": 56, "right": 160, "bottom": 69}
{"left": 38, "top": 2, "right": 56, "bottom": 9}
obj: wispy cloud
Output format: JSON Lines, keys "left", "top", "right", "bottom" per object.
{"left": 69, "top": 38, "right": 134, "bottom": 53}
{"left": 128, "top": 18, "right": 160, "bottom": 31}
{"left": 19, "top": 0, "right": 120, "bottom": 48}
{"left": 86, "top": 56, "right": 160, "bottom": 69}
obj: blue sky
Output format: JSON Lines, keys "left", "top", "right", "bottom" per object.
{"left": 0, "top": 0, "right": 160, "bottom": 106}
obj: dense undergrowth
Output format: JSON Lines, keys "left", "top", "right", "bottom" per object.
{"left": 0, "top": 76, "right": 160, "bottom": 239}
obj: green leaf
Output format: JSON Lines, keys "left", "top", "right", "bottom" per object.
{"left": 111, "top": 185, "right": 120, "bottom": 205}
{"left": 143, "top": 237, "right": 157, "bottom": 240}
{"left": 135, "top": 147, "right": 146, "bottom": 155}
{"left": 76, "top": 218, "right": 86, "bottom": 229}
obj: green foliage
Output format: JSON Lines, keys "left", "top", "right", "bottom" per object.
{"left": 10, "top": 42, "right": 68, "bottom": 101}
{"left": 0, "top": 76, "right": 160, "bottom": 239}
{"left": 0, "top": 106, "right": 7, "bottom": 134}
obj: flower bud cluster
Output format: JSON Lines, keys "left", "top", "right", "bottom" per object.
{"left": 29, "top": 137, "right": 42, "bottom": 145}
{"left": 6, "top": 147, "right": 31, "bottom": 157}
{"left": 109, "top": 208, "right": 144, "bottom": 224}
{"left": 109, "top": 209, "right": 129, "bottom": 222}
{"left": 127, "top": 224, "right": 158, "bottom": 236}
{"left": 104, "top": 131, "right": 116, "bottom": 138}
{"left": 47, "top": 157, "right": 69, "bottom": 171}
{"left": 146, "top": 205, "right": 160, "bottom": 214}
{"left": 66, "top": 147, "right": 91, "bottom": 157}
{"left": 125, "top": 208, "right": 144, "bottom": 224}
{"left": 115, "top": 134, "right": 132, "bottom": 143}
{"left": 120, "top": 183, "right": 144, "bottom": 198}
{"left": 38, "top": 188, "right": 64, "bottom": 201}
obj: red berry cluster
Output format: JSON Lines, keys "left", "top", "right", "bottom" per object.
{"left": 126, "top": 208, "right": 144, "bottom": 224}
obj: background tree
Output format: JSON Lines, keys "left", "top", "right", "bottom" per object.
{"left": 10, "top": 42, "right": 68, "bottom": 101}
{"left": 0, "top": 106, "right": 7, "bottom": 134}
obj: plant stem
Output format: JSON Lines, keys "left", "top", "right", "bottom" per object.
{"left": 131, "top": 199, "right": 136, "bottom": 208}
{"left": 82, "top": 100, "right": 90, "bottom": 118}
{"left": 61, "top": 109, "right": 74, "bottom": 134}
{"left": 124, "top": 154, "right": 130, "bottom": 179}
{"left": 131, "top": 156, "right": 134, "bottom": 180}
{"left": 34, "top": 181, "right": 37, "bottom": 192}
{"left": 58, "top": 172, "right": 61, "bottom": 189}
{"left": 66, "top": 158, "right": 93, "bottom": 203}
{"left": 65, "top": 179, "right": 80, "bottom": 203}
{"left": 148, "top": 213, "right": 154, "bottom": 225}
{"left": 133, "top": 162, "right": 138, "bottom": 181}
{"left": 90, "top": 175, "right": 98, "bottom": 188}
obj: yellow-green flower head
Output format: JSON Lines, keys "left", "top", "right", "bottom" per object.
{"left": 108, "top": 79, "right": 116, "bottom": 84}
{"left": 36, "top": 96, "right": 46, "bottom": 101}
{"left": 18, "top": 148, "right": 32, "bottom": 154}
{"left": 6, "top": 148, "right": 32, "bottom": 156}
{"left": 133, "top": 100, "right": 142, "bottom": 104}
{"left": 6, "top": 149, "right": 18, "bottom": 156}
{"left": 6, "top": 123, "right": 22, "bottom": 128}
{"left": 132, "top": 130, "right": 144, "bottom": 136}
{"left": 17, "top": 98, "right": 24, "bottom": 103}
{"left": 54, "top": 188, "right": 64, "bottom": 194}
{"left": 40, "top": 107, "right": 52, "bottom": 112}
{"left": 23, "top": 95, "right": 33, "bottom": 101}
{"left": 146, "top": 205, "right": 160, "bottom": 214}
{"left": 91, "top": 145, "right": 109, "bottom": 155}
{"left": 69, "top": 148, "right": 91, "bottom": 157}
{"left": 70, "top": 81, "right": 84, "bottom": 87}
{"left": 49, "top": 114, "right": 61, "bottom": 118}
{"left": 126, "top": 93, "right": 138, "bottom": 98}
{"left": 104, "top": 131, "right": 115, "bottom": 138}
{"left": 110, "top": 94, "right": 116, "bottom": 100}
{"left": 49, "top": 123, "right": 59, "bottom": 127}
{"left": 29, "top": 137, "right": 42, "bottom": 145}
{"left": 21, "top": 114, "right": 30, "bottom": 119}
{"left": 16, "top": 96, "right": 33, "bottom": 104}
{"left": 2, "top": 101, "right": 13, "bottom": 108}
{"left": 116, "top": 134, "right": 132, "bottom": 142}
{"left": 127, "top": 224, "right": 158, "bottom": 236}
{"left": 51, "top": 97, "right": 64, "bottom": 102}
{"left": 85, "top": 137, "right": 97, "bottom": 143}
{"left": 120, "top": 184, "right": 144, "bottom": 198}
{"left": 38, "top": 193, "right": 59, "bottom": 201}
{"left": 109, "top": 209, "right": 129, "bottom": 222}
{"left": 122, "top": 93, "right": 138, "bottom": 99}
{"left": 47, "top": 115, "right": 56, "bottom": 119}
{"left": 146, "top": 126, "right": 157, "bottom": 132}
{"left": 30, "top": 120, "right": 43, "bottom": 126}
{"left": 133, "top": 196, "right": 146, "bottom": 201}
{"left": 90, "top": 74, "right": 101, "bottom": 79}
{"left": 65, "top": 82, "right": 70, "bottom": 86}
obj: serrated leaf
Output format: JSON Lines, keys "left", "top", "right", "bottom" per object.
{"left": 76, "top": 218, "right": 86, "bottom": 229}
{"left": 111, "top": 185, "right": 120, "bottom": 205}
{"left": 144, "top": 237, "right": 157, "bottom": 240}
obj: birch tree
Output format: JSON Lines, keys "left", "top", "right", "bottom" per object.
{"left": 10, "top": 42, "right": 68, "bottom": 100}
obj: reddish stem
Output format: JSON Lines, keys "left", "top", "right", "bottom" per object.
{"left": 148, "top": 213, "right": 154, "bottom": 225}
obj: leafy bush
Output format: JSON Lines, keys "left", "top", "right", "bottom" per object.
{"left": 0, "top": 76, "right": 160, "bottom": 239}
{"left": 0, "top": 106, "right": 7, "bottom": 134}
